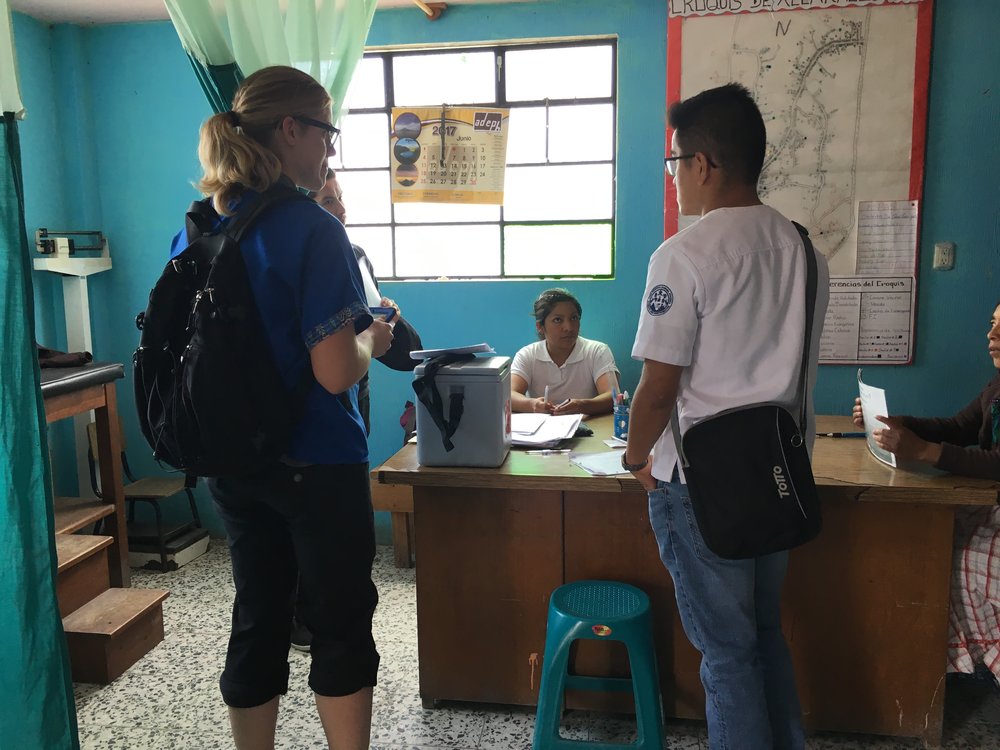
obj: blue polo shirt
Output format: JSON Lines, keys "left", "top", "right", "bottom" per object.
{"left": 170, "top": 192, "right": 371, "bottom": 465}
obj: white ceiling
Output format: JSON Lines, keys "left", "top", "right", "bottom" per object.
{"left": 9, "top": 0, "right": 531, "bottom": 26}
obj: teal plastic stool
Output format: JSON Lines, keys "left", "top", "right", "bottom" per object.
{"left": 532, "top": 580, "right": 664, "bottom": 750}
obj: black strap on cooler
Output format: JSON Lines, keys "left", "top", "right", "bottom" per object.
{"left": 411, "top": 353, "right": 476, "bottom": 452}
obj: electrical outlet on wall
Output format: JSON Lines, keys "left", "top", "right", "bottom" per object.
{"left": 932, "top": 241, "right": 955, "bottom": 271}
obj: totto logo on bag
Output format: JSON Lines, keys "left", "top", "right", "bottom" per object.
{"left": 772, "top": 465, "right": 790, "bottom": 498}
{"left": 133, "top": 186, "right": 312, "bottom": 477}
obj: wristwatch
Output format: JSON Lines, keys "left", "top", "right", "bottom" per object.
{"left": 621, "top": 452, "right": 648, "bottom": 472}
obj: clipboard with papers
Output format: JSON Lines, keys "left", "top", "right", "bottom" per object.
{"left": 510, "top": 413, "right": 582, "bottom": 448}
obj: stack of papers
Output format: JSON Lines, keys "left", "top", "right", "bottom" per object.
{"left": 511, "top": 413, "right": 582, "bottom": 448}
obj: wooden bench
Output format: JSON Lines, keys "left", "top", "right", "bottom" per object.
{"left": 370, "top": 479, "right": 413, "bottom": 568}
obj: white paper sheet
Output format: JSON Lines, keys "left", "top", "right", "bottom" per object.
{"left": 569, "top": 450, "right": 631, "bottom": 476}
{"left": 857, "top": 368, "right": 896, "bottom": 468}
{"left": 856, "top": 200, "right": 918, "bottom": 275}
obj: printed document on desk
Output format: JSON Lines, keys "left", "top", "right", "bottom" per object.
{"left": 858, "top": 368, "right": 896, "bottom": 468}
{"left": 511, "top": 414, "right": 582, "bottom": 447}
{"left": 409, "top": 342, "right": 495, "bottom": 360}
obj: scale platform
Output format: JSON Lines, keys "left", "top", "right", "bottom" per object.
{"left": 127, "top": 523, "right": 211, "bottom": 572}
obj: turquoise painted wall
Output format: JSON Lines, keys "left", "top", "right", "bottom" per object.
{"left": 13, "top": 0, "right": 999, "bottom": 540}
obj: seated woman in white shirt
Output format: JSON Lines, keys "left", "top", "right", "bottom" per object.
{"left": 511, "top": 288, "right": 619, "bottom": 415}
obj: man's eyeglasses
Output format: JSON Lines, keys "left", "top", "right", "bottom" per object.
{"left": 294, "top": 115, "right": 341, "bottom": 149}
{"left": 663, "top": 154, "right": 696, "bottom": 177}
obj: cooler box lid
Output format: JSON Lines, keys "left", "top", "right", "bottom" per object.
{"left": 413, "top": 355, "right": 510, "bottom": 378}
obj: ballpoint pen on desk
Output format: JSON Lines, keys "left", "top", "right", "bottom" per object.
{"left": 525, "top": 449, "right": 571, "bottom": 455}
{"left": 818, "top": 432, "right": 866, "bottom": 438}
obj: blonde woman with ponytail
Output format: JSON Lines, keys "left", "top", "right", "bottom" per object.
{"left": 169, "top": 66, "right": 391, "bottom": 750}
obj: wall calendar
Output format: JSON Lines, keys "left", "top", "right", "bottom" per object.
{"left": 389, "top": 106, "right": 510, "bottom": 205}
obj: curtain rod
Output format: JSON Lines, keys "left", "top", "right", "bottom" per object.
{"left": 411, "top": 0, "right": 447, "bottom": 20}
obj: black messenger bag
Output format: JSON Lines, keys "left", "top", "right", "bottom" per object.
{"left": 671, "top": 222, "right": 821, "bottom": 560}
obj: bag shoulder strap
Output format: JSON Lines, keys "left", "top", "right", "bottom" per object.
{"left": 412, "top": 353, "right": 477, "bottom": 452}
{"left": 792, "top": 220, "right": 818, "bottom": 435}
{"left": 185, "top": 199, "right": 219, "bottom": 241}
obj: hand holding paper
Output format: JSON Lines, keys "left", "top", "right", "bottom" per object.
{"left": 872, "top": 415, "right": 943, "bottom": 464}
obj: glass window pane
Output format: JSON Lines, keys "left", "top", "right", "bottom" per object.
{"left": 332, "top": 113, "right": 389, "bottom": 169}
{"left": 341, "top": 56, "right": 386, "bottom": 110}
{"left": 505, "top": 45, "right": 613, "bottom": 102}
{"left": 395, "top": 225, "right": 500, "bottom": 278}
{"left": 336, "top": 170, "right": 392, "bottom": 224}
{"left": 393, "top": 51, "right": 496, "bottom": 106}
{"left": 503, "top": 165, "right": 613, "bottom": 221}
{"left": 504, "top": 224, "right": 613, "bottom": 276}
{"left": 505, "top": 107, "right": 546, "bottom": 164}
{"left": 548, "top": 104, "right": 614, "bottom": 163}
{"left": 394, "top": 201, "right": 499, "bottom": 224}
{"left": 347, "top": 227, "right": 394, "bottom": 279}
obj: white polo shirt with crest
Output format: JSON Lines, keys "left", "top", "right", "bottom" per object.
{"left": 512, "top": 336, "right": 619, "bottom": 404}
{"left": 632, "top": 204, "right": 830, "bottom": 484}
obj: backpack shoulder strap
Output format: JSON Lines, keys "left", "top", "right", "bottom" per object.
{"left": 225, "top": 185, "right": 312, "bottom": 243}
{"left": 185, "top": 198, "right": 219, "bottom": 242}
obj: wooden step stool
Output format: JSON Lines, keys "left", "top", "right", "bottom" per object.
{"left": 54, "top": 531, "right": 168, "bottom": 684}
{"left": 63, "top": 588, "right": 169, "bottom": 683}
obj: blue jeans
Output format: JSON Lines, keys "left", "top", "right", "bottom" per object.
{"left": 648, "top": 479, "right": 804, "bottom": 750}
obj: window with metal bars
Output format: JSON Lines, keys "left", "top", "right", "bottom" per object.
{"left": 328, "top": 38, "right": 617, "bottom": 281}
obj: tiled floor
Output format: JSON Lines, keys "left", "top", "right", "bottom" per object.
{"left": 74, "top": 541, "right": 1000, "bottom": 749}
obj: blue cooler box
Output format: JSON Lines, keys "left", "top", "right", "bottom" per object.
{"left": 414, "top": 355, "right": 512, "bottom": 467}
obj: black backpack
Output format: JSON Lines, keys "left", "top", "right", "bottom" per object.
{"left": 133, "top": 186, "right": 313, "bottom": 477}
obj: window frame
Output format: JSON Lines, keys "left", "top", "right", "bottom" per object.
{"left": 332, "top": 37, "right": 618, "bottom": 282}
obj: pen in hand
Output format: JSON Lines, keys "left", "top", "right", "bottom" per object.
{"left": 818, "top": 432, "right": 866, "bottom": 438}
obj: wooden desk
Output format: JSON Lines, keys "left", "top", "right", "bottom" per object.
{"left": 374, "top": 415, "right": 1000, "bottom": 747}
{"left": 41, "top": 362, "right": 130, "bottom": 588}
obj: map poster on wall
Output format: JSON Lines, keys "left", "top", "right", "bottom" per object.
{"left": 389, "top": 107, "right": 510, "bottom": 205}
{"left": 666, "top": 0, "right": 933, "bottom": 364}
{"left": 669, "top": 0, "right": 920, "bottom": 17}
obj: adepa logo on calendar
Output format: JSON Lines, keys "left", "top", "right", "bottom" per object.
{"left": 473, "top": 111, "right": 503, "bottom": 134}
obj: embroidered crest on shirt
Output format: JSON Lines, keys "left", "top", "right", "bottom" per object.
{"left": 646, "top": 284, "right": 673, "bottom": 316}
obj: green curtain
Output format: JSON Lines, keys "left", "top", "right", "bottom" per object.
{"left": 0, "top": 111, "right": 79, "bottom": 749}
{"left": 165, "top": 0, "right": 378, "bottom": 121}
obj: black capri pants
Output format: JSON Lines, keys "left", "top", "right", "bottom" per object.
{"left": 208, "top": 462, "right": 379, "bottom": 708}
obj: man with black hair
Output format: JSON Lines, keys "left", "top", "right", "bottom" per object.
{"left": 622, "top": 83, "right": 829, "bottom": 749}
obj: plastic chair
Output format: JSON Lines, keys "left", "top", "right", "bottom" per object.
{"left": 533, "top": 580, "right": 663, "bottom": 750}
{"left": 86, "top": 421, "right": 202, "bottom": 571}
